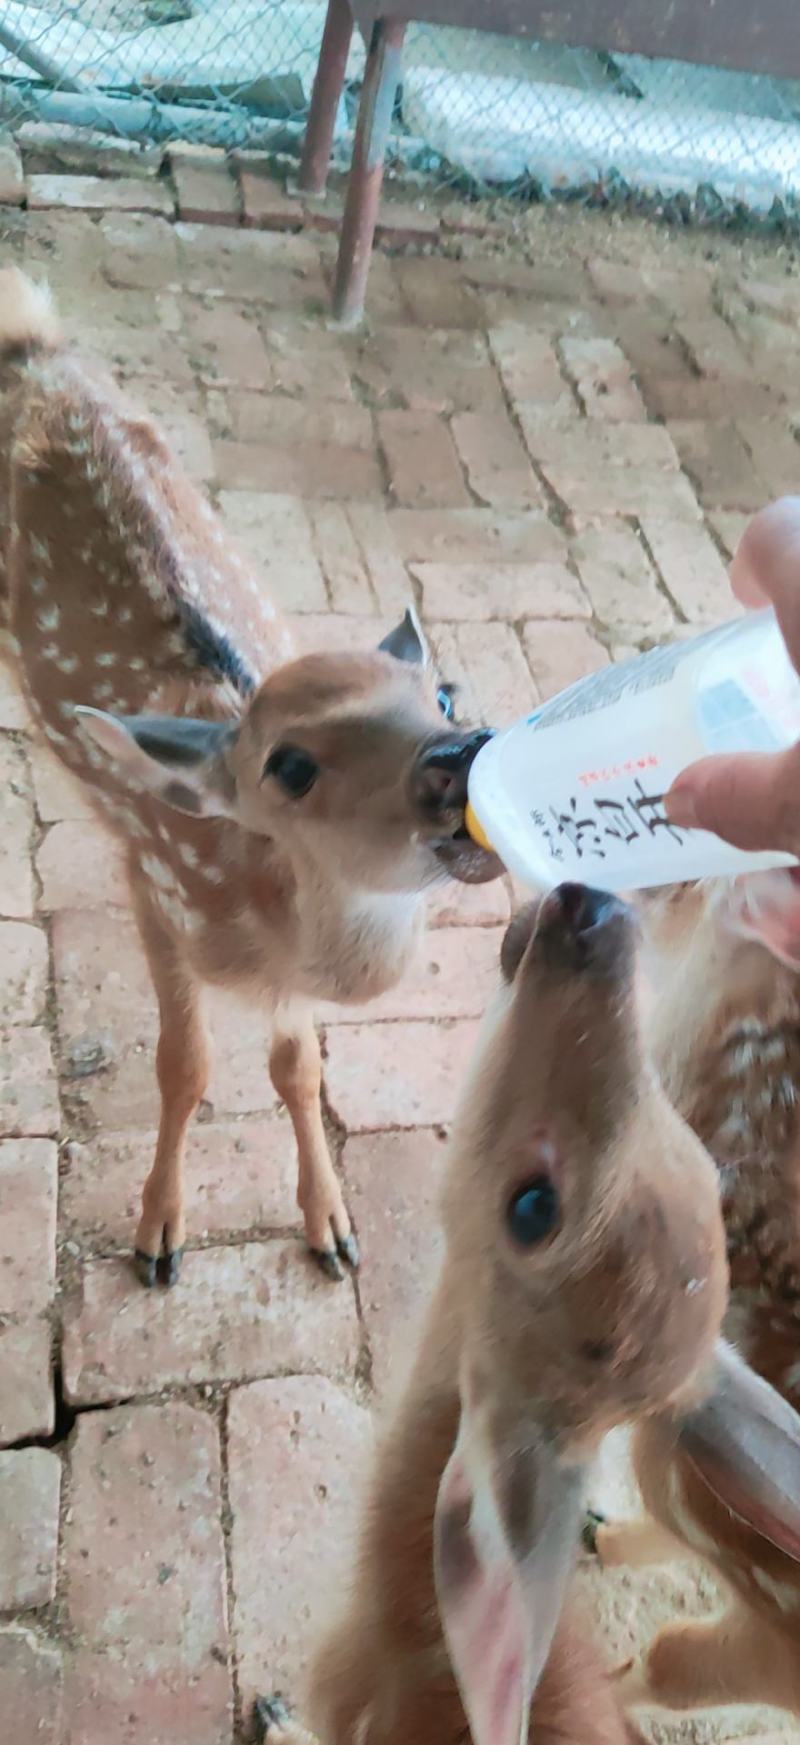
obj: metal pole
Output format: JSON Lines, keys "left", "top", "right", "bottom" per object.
{"left": 332, "top": 16, "right": 406, "bottom": 328}
{"left": 298, "top": 0, "right": 355, "bottom": 196}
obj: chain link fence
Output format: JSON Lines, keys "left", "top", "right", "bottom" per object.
{"left": 4, "top": 0, "right": 800, "bottom": 224}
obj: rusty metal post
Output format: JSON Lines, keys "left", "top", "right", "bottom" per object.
{"left": 332, "top": 16, "right": 406, "bottom": 327}
{"left": 298, "top": 0, "right": 355, "bottom": 196}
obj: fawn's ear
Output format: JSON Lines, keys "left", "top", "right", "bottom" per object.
{"left": 679, "top": 1339, "right": 800, "bottom": 1560}
{"left": 434, "top": 1375, "right": 583, "bottom": 1745}
{"left": 75, "top": 707, "right": 239, "bottom": 817}
{"left": 720, "top": 869, "right": 800, "bottom": 969}
{"left": 378, "top": 605, "right": 430, "bottom": 666}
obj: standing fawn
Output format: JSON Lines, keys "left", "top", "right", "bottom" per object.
{"left": 0, "top": 268, "right": 500, "bottom": 1287}
{"left": 591, "top": 870, "right": 800, "bottom": 1719}
{"left": 252, "top": 881, "right": 761, "bottom": 1745}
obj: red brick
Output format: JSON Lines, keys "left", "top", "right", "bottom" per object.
{"left": 0, "top": 1138, "right": 57, "bottom": 1314}
{"left": 307, "top": 502, "right": 374, "bottom": 614}
{"left": 325, "top": 1018, "right": 479, "bottom": 1130}
{"left": 0, "top": 1027, "right": 58, "bottom": 1136}
{"left": 235, "top": 157, "right": 303, "bottom": 231}
{"left": 25, "top": 210, "right": 106, "bottom": 296}
{"left": 167, "top": 144, "right": 240, "bottom": 225}
{"left": 29, "top": 740, "right": 94, "bottom": 823}
{"left": 289, "top": 615, "right": 383, "bottom": 657}
{"left": 559, "top": 335, "right": 646, "bottom": 422}
{"left": 217, "top": 492, "right": 327, "bottom": 612}
{"left": 0, "top": 1317, "right": 53, "bottom": 1444}
{"left": 60, "top": 1116, "right": 299, "bottom": 1248}
{"left": 0, "top": 921, "right": 48, "bottom": 1023}
{"left": 394, "top": 256, "right": 483, "bottom": 329}
{"left": 488, "top": 324, "right": 570, "bottom": 406}
{"left": 521, "top": 419, "right": 701, "bottom": 521}
{"left": 451, "top": 409, "right": 543, "bottom": 509}
{"left": 347, "top": 503, "right": 411, "bottom": 616}
{"left": 228, "top": 1375, "right": 372, "bottom": 1705}
{"left": 587, "top": 258, "right": 652, "bottom": 305}
{"left": 215, "top": 434, "right": 379, "bottom": 504}
{"left": 351, "top": 326, "right": 504, "bottom": 415}
{"left": 375, "top": 199, "right": 440, "bottom": 247}
{"left": 182, "top": 299, "right": 273, "bottom": 389}
{"left": 82, "top": 297, "right": 191, "bottom": 387}
{"left": 28, "top": 174, "right": 174, "bottom": 215}
{"left": 522, "top": 620, "right": 610, "bottom": 700}
{"left": 738, "top": 416, "right": 800, "bottom": 500}
{"left": 0, "top": 652, "right": 33, "bottom": 729}
{"left": 37, "top": 819, "right": 128, "bottom": 912}
{"left": 321, "top": 925, "right": 502, "bottom": 1025}
{"left": 572, "top": 523, "right": 673, "bottom": 638}
{"left": 175, "top": 224, "right": 326, "bottom": 307}
{"left": 379, "top": 409, "right": 470, "bottom": 509}
{"left": 0, "top": 1628, "right": 63, "bottom": 1743}
{"left": 63, "top": 1243, "right": 358, "bottom": 1404}
{"left": 63, "top": 1402, "right": 231, "bottom": 1745}
{"left": 640, "top": 517, "right": 735, "bottom": 624}
{"left": 707, "top": 510, "right": 750, "bottom": 559}
{"left": 52, "top": 910, "right": 278, "bottom": 1129}
{"left": 343, "top": 1129, "right": 446, "bottom": 1392}
{"left": 411, "top": 559, "right": 588, "bottom": 622}
{"left": 100, "top": 212, "right": 180, "bottom": 291}
{"left": 642, "top": 372, "right": 780, "bottom": 424}
{"left": 0, "top": 739, "right": 34, "bottom": 917}
{"left": 455, "top": 621, "right": 538, "bottom": 724}
{"left": 259, "top": 317, "right": 351, "bottom": 406}
{"left": 667, "top": 421, "right": 762, "bottom": 512}
{"left": 427, "top": 875, "right": 511, "bottom": 929}
{"left": 678, "top": 314, "right": 749, "bottom": 381}
{"left": 0, "top": 138, "right": 23, "bottom": 206}
{"left": 0, "top": 1450, "right": 60, "bottom": 1608}
{"left": 390, "top": 507, "right": 566, "bottom": 565}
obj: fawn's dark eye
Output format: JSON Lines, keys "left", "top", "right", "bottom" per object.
{"left": 506, "top": 1176, "right": 560, "bottom": 1247}
{"left": 263, "top": 744, "right": 319, "bottom": 798}
{"left": 437, "top": 685, "right": 455, "bottom": 720}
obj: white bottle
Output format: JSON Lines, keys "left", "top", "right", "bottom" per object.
{"left": 465, "top": 609, "right": 800, "bottom": 892}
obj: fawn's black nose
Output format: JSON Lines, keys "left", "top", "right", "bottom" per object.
{"left": 501, "top": 883, "right": 635, "bottom": 983}
{"left": 410, "top": 729, "right": 493, "bottom": 823}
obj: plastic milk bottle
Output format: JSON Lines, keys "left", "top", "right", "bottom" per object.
{"left": 464, "top": 609, "right": 800, "bottom": 892}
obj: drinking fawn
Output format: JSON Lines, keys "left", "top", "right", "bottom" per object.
{"left": 0, "top": 267, "right": 500, "bottom": 1288}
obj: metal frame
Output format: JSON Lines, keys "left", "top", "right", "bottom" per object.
{"left": 300, "top": 0, "right": 800, "bottom": 325}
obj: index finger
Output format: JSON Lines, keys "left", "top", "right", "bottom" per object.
{"left": 731, "top": 498, "right": 800, "bottom": 674}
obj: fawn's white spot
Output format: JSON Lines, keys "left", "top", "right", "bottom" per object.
{"left": 57, "top": 655, "right": 79, "bottom": 675}
{"left": 202, "top": 865, "right": 225, "bottom": 886}
{"left": 29, "top": 535, "right": 51, "bottom": 566}
{"left": 178, "top": 842, "right": 200, "bottom": 870}
{"left": 95, "top": 652, "right": 117, "bottom": 668}
{"left": 37, "top": 604, "right": 60, "bottom": 631}
{"left": 30, "top": 575, "right": 47, "bottom": 596}
{"left": 129, "top": 657, "right": 146, "bottom": 672}
{"left": 140, "top": 853, "right": 177, "bottom": 893}
{"left": 118, "top": 606, "right": 133, "bottom": 625}
{"left": 41, "top": 643, "right": 60, "bottom": 662}
{"left": 89, "top": 600, "right": 109, "bottom": 619}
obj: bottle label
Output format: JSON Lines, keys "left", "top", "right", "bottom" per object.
{"left": 526, "top": 621, "right": 735, "bottom": 734}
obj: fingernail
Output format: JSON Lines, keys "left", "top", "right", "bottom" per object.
{"left": 665, "top": 782, "right": 699, "bottom": 828}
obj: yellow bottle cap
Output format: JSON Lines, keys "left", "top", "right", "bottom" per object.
{"left": 464, "top": 801, "right": 493, "bottom": 852}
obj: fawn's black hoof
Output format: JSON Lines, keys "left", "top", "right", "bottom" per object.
{"left": 311, "top": 1246, "right": 346, "bottom": 1283}
{"left": 254, "top": 1695, "right": 290, "bottom": 1740}
{"left": 337, "top": 1231, "right": 360, "bottom": 1270}
{"left": 134, "top": 1249, "right": 158, "bottom": 1289}
{"left": 161, "top": 1247, "right": 183, "bottom": 1288}
{"left": 582, "top": 1508, "right": 606, "bottom": 1554}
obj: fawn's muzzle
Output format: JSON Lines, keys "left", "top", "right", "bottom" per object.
{"left": 538, "top": 882, "right": 635, "bottom": 975}
{"left": 502, "top": 884, "right": 635, "bottom": 982}
{"left": 410, "top": 729, "right": 493, "bottom": 827}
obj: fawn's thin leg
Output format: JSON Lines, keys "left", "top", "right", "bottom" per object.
{"left": 639, "top": 1601, "right": 800, "bottom": 1714}
{"left": 269, "top": 1002, "right": 358, "bottom": 1282}
{"left": 588, "top": 1514, "right": 691, "bottom": 1569}
{"left": 133, "top": 901, "right": 210, "bottom": 1288}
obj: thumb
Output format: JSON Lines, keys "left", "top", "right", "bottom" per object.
{"left": 666, "top": 745, "right": 800, "bottom": 855}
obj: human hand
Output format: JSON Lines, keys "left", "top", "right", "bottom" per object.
{"left": 666, "top": 497, "right": 800, "bottom": 856}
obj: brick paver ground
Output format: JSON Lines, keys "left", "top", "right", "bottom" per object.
{"left": 2, "top": 156, "right": 800, "bottom": 1744}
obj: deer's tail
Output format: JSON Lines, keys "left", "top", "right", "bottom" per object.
{"left": 0, "top": 269, "right": 62, "bottom": 371}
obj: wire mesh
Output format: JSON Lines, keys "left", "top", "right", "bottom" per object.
{"left": 4, "top": 0, "right": 800, "bottom": 226}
